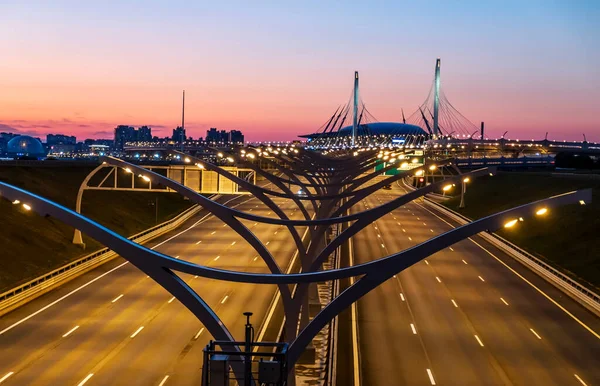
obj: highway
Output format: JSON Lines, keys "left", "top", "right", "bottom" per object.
{"left": 352, "top": 182, "right": 600, "bottom": 385}
{"left": 0, "top": 194, "right": 307, "bottom": 385}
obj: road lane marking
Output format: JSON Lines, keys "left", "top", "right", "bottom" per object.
{"left": 211, "top": 231, "right": 216, "bottom": 235}
{"left": 231, "top": 241, "right": 236, "bottom": 246}
{"left": 402, "top": 229, "right": 406, "bottom": 232}
{"left": 478, "top": 276, "right": 485, "bottom": 282}
{"left": 194, "top": 327, "right": 205, "bottom": 340}
{"left": 253, "top": 256, "right": 258, "bottom": 261}
{"left": 410, "top": 323, "right": 417, "bottom": 334}
{"left": 424, "top": 260, "right": 429, "bottom": 265}
{"left": 408, "top": 237, "right": 412, "bottom": 241}
{"left": 462, "top": 259, "right": 467, "bottom": 264}
{"left": 0, "top": 372, "right": 14, "bottom": 383}
{"left": 196, "top": 240, "right": 202, "bottom": 244}
{"left": 449, "top": 247, "right": 454, "bottom": 251}
{"left": 377, "top": 234, "right": 381, "bottom": 238}
{"left": 111, "top": 294, "right": 124, "bottom": 303}
{"left": 430, "top": 229, "right": 434, "bottom": 233}
{"left": 530, "top": 328, "right": 542, "bottom": 339}
{"left": 426, "top": 369, "right": 436, "bottom": 385}
{"left": 474, "top": 335, "right": 484, "bottom": 347}
{"left": 214, "top": 255, "right": 220, "bottom": 261}
{"left": 416, "top": 203, "right": 600, "bottom": 340}
{"left": 266, "top": 241, "right": 270, "bottom": 245}
{"left": 77, "top": 374, "right": 94, "bottom": 386}
{"left": 451, "top": 299, "right": 458, "bottom": 308}
{"left": 500, "top": 297, "right": 509, "bottom": 306}
{"left": 62, "top": 325, "right": 79, "bottom": 337}
{"left": 0, "top": 195, "right": 248, "bottom": 336}
{"left": 436, "top": 277, "right": 441, "bottom": 283}
{"left": 381, "top": 243, "right": 385, "bottom": 248}
{"left": 423, "top": 222, "right": 427, "bottom": 226}
{"left": 221, "top": 295, "right": 229, "bottom": 304}
{"left": 130, "top": 326, "right": 144, "bottom": 338}
{"left": 158, "top": 375, "right": 170, "bottom": 386}
{"left": 168, "top": 297, "right": 175, "bottom": 304}
{"left": 574, "top": 374, "right": 588, "bottom": 385}
{"left": 400, "top": 293, "right": 405, "bottom": 301}
{"left": 174, "top": 256, "right": 179, "bottom": 259}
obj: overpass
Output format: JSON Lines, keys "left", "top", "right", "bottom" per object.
{"left": 0, "top": 146, "right": 598, "bottom": 385}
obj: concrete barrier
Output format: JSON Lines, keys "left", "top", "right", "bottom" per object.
{"left": 0, "top": 201, "right": 212, "bottom": 317}
{"left": 423, "top": 199, "right": 600, "bottom": 317}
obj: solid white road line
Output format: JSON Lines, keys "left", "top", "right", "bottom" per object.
{"left": 0, "top": 195, "right": 243, "bottom": 337}
{"left": 574, "top": 374, "right": 588, "bottom": 385}
{"left": 111, "top": 294, "right": 124, "bottom": 303}
{"left": 451, "top": 299, "right": 458, "bottom": 308}
{"left": 417, "top": 202, "right": 600, "bottom": 340}
{"left": 410, "top": 323, "right": 417, "bottom": 334}
{"left": 474, "top": 335, "right": 484, "bottom": 347}
{"left": 130, "top": 326, "right": 144, "bottom": 338}
{"left": 194, "top": 328, "right": 205, "bottom": 340}
{"left": 158, "top": 375, "right": 170, "bottom": 386}
{"left": 0, "top": 261, "right": 128, "bottom": 336}
{"left": 500, "top": 297, "right": 509, "bottom": 306}
{"left": 77, "top": 373, "right": 94, "bottom": 386}
{"left": 530, "top": 328, "right": 542, "bottom": 340}
{"left": 62, "top": 325, "right": 79, "bottom": 337}
{"left": 0, "top": 372, "right": 14, "bottom": 383}
{"left": 426, "top": 369, "right": 436, "bottom": 385}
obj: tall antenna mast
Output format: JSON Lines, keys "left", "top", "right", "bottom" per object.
{"left": 181, "top": 90, "right": 185, "bottom": 152}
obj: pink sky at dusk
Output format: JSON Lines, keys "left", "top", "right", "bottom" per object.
{"left": 1, "top": 1, "right": 598, "bottom": 142}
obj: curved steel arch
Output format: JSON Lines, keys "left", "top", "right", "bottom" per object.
{"left": 286, "top": 188, "right": 591, "bottom": 364}
{"left": 1, "top": 181, "right": 590, "bottom": 369}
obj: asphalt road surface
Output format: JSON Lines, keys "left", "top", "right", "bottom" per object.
{"left": 0, "top": 194, "right": 307, "bottom": 385}
{"left": 352, "top": 182, "right": 600, "bottom": 386}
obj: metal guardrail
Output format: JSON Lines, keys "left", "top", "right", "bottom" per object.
{"left": 0, "top": 202, "right": 208, "bottom": 317}
{"left": 423, "top": 199, "right": 600, "bottom": 317}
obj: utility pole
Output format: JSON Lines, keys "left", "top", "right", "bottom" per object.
{"left": 181, "top": 90, "right": 185, "bottom": 152}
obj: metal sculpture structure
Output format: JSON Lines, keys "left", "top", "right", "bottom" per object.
{"left": 0, "top": 147, "right": 591, "bottom": 382}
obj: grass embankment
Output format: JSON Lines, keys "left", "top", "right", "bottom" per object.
{"left": 0, "top": 164, "right": 193, "bottom": 292}
{"left": 443, "top": 172, "right": 600, "bottom": 290}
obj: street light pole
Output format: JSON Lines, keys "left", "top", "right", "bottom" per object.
{"left": 459, "top": 179, "right": 467, "bottom": 208}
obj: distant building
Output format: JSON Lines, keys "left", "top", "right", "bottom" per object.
{"left": 172, "top": 126, "right": 186, "bottom": 142}
{"left": 206, "top": 128, "right": 244, "bottom": 144}
{"left": 114, "top": 125, "right": 136, "bottom": 150}
{"left": 206, "top": 128, "right": 220, "bottom": 143}
{"left": 229, "top": 130, "right": 244, "bottom": 144}
{"left": 114, "top": 125, "right": 153, "bottom": 150}
{"left": 138, "top": 126, "right": 152, "bottom": 142}
{"left": 47, "top": 133, "right": 76, "bottom": 146}
{"left": 0, "top": 132, "right": 19, "bottom": 156}
{"left": 6, "top": 135, "right": 46, "bottom": 159}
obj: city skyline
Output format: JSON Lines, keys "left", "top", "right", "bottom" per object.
{"left": 1, "top": 1, "right": 598, "bottom": 142}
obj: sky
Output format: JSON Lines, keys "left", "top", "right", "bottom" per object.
{"left": 0, "top": 0, "right": 598, "bottom": 142}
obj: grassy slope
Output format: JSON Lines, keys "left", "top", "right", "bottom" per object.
{"left": 443, "top": 172, "right": 600, "bottom": 290}
{"left": 0, "top": 165, "right": 193, "bottom": 292}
